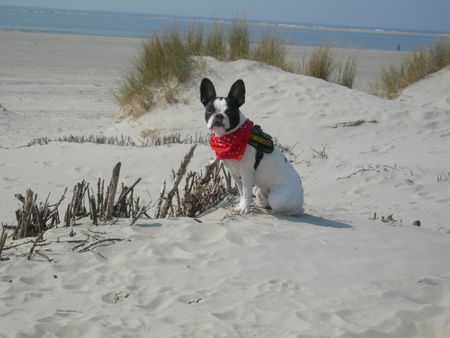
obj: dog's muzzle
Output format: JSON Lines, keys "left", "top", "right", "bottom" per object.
{"left": 211, "top": 114, "right": 225, "bottom": 128}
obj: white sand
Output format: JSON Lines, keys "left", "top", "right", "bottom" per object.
{"left": 1, "top": 31, "right": 450, "bottom": 337}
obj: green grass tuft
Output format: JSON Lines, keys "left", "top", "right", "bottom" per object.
{"left": 204, "top": 22, "right": 227, "bottom": 60}
{"left": 303, "top": 44, "right": 337, "bottom": 81}
{"left": 297, "top": 44, "right": 357, "bottom": 88}
{"left": 252, "top": 29, "right": 291, "bottom": 71}
{"left": 335, "top": 55, "right": 357, "bottom": 88}
{"left": 375, "top": 38, "right": 450, "bottom": 98}
{"left": 115, "top": 28, "right": 195, "bottom": 118}
{"left": 229, "top": 18, "right": 250, "bottom": 60}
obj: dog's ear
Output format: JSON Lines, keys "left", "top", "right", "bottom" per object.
{"left": 228, "top": 79, "right": 245, "bottom": 107}
{"left": 200, "top": 78, "right": 216, "bottom": 106}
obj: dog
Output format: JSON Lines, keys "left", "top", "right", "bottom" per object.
{"left": 200, "top": 78, "right": 304, "bottom": 215}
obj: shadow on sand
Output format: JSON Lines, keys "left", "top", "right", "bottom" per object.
{"left": 134, "top": 222, "right": 162, "bottom": 228}
{"left": 279, "top": 213, "right": 352, "bottom": 229}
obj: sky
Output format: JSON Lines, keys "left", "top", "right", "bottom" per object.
{"left": 0, "top": 0, "right": 449, "bottom": 32}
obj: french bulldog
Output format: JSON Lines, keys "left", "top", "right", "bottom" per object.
{"left": 200, "top": 78, "right": 304, "bottom": 215}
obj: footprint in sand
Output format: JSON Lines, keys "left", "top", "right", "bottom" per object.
{"left": 177, "top": 294, "right": 203, "bottom": 305}
{"left": 101, "top": 290, "right": 130, "bottom": 304}
{"left": 67, "top": 166, "right": 91, "bottom": 176}
{"left": 257, "top": 279, "right": 302, "bottom": 295}
{"left": 33, "top": 160, "right": 55, "bottom": 168}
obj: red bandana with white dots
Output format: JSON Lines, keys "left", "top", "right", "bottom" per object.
{"left": 209, "top": 119, "right": 254, "bottom": 160}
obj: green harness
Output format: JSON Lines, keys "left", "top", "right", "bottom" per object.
{"left": 247, "top": 124, "right": 274, "bottom": 169}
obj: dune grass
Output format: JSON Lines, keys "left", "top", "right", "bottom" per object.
{"left": 374, "top": 38, "right": 450, "bottom": 98}
{"left": 252, "top": 29, "right": 291, "bottom": 71}
{"left": 335, "top": 55, "right": 357, "bottom": 88}
{"left": 204, "top": 22, "right": 227, "bottom": 60}
{"left": 115, "top": 20, "right": 358, "bottom": 118}
{"left": 229, "top": 19, "right": 250, "bottom": 60}
{"left": 302, "top": 44, "right": 337, "bottom": 81}
{"left": 299, "top": 44, "right": 357, "bottom": 88}
{"left": 115, "top": 29, "right": 194, "bottom": 118}
{"left": 185, "top": 23, "right": 204, "bottom": 56}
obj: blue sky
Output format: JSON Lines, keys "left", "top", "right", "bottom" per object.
{"left": 0, "top": 0, "right": 449, "bottom": 32}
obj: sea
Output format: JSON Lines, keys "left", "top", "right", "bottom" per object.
{"left": 0, "top": 5, "right": 447, "bottom": 51}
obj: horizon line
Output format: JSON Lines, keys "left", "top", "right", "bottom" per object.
{"left": 1, "top": 4, "right": 449, "bottom": 36}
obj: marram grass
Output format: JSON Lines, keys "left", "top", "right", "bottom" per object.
{"left": 374, "top": 38, "right": 450, "bottom": 98}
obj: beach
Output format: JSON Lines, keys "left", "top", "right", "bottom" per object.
{"left": 1, "top": 30, "right": 450, "bottom": 337}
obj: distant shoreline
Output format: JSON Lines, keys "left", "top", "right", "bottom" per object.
{"left": 1, "top": 5, "right": 447, "bottom": 51}
{"left": 1, "top": 5, "right": 448, "bottom": 37}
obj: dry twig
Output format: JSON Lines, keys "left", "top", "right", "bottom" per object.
{"left": 156, "top": 149, "right": 238, "bottom": 218}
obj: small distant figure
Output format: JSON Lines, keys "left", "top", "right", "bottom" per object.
{"left": 397, "top": 44, "right": 400, "bottom": 51}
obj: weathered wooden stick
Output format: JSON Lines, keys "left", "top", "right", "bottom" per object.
{"left": 3, "top": 240, "right": 34, "bottom": 251}
{"left": 64, "top": 204, "right": 71, "bottom": 227}
{"left": 18, "top": 189, "right": 34, "bottom": 239}
{"left": 47, "top": 188, "right": 67, "bottom": 227}
{"left": 32, "top": 204, "right": 45, "bottom": 234}
{"left": 200, "top": 159, "right": 218, "bottom": 184}
{"left": 89, "top": 195, "right": 98, "bottom": 226}
{"left": 105, "top": 162, "right": 121, "bottom": 220}
{"left": 35, "top": 249, "right": 53, "bottom": 262}
{"left": 97, "top": 178, "right": 103, "bottom": 218}
{"left": 77, "top": 238, "right": 124, "bottom": 253}
{"left": 114, "top": 177, "right": 142, "bottom": 209}
{"left": 154, "top": 180, "right": 166, "bottom": 219}
{"left": 14, "top": 193, "right": 25, "bottom": 204}
{"left": 27, "top": 231, "right": 44, "bottom": 260}
{"left": 0, "top": 228, "right": 7, "bottom": 258}
{"left": 129, "top": 202, "right": 152, "bottom": 226}
{"left": 159, "top": 145, "right": 196, "bottom": 218}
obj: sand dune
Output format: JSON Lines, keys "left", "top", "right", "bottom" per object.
{"left": 1, "top": 32, "right": 450, "bottom": 337}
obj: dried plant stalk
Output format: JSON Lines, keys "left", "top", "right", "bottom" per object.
{"left": 158, "top": 145, "right": 197, "bottom": 218}
{"left": 14, "top": 189, "right": 64, "bottom": 239}
{"left": 156, "top": 150, "right": 238, "bottom": 219}
{"left": 0, "top": 228, "right": 7, "bottom": 259}
{"left": 105, "top": 162, "right": 121, "bottom": 220}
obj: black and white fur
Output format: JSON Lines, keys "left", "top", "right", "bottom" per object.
{"left": 200, "top": 78, "right": 304, "bottom": 215}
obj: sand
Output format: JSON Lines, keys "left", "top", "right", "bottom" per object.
{"left": 1, "top": 31, "right": 450, "bottom": 337}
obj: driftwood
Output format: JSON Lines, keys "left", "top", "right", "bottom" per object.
{"left": 328, "top": 119, "right": 378, "bottom": 128}
{"left": 76, "top": 238, "right": 124, "bottom": 253}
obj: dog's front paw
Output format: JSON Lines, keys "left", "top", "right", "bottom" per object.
{"left": 234, "top": 200, "right": 251, "bottom": 214}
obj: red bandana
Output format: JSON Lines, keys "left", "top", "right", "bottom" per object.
{"left": 209, "top": 119, "right": 254, "bottom": 160}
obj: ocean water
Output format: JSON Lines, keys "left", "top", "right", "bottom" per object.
{"left": 0, "top": 5, "right": 445, "bottom": 51}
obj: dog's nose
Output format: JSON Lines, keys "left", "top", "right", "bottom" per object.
{"left": 215, "top": 114, "right": 224, "bottom": 120}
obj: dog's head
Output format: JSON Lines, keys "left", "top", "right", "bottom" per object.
{"left": 200, "top": 78, "right": 246, "bottom": 137}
